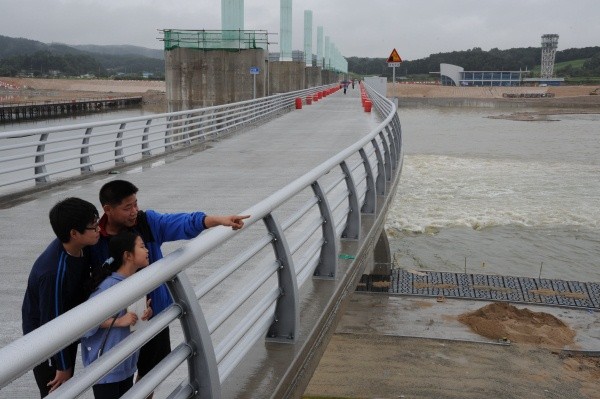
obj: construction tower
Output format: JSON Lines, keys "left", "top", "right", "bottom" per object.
{"left": 540, "top": 34, "right": 559, "bottom": 79}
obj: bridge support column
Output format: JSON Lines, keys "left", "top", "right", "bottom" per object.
{"left": 358, "top": 229, "right": 392, "bottom": 293}
{"left": 361, "top": 229, "right": 392, "bottom": 276}
{"left": 373, "top": 229, "right": 392, "bottom": 275}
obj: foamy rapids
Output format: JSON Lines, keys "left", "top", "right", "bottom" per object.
{"left": 387, "top": 155, "right": 599, "bottom": 234}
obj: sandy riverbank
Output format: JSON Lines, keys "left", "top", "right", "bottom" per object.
{"left": 2, "top": 78, "right": 599, "bottom": 107}
{"left": 388, "top": 82, "right": 600, "bottom": 99}
{"left": 304, "top": 294, "right": 600, "bottom": 399}
{"left": 0, "top": 77, "right": 166, "bottom": 105}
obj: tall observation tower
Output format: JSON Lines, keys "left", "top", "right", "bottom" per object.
{"left": 540, "top": 34, "right": 559, "bottom": 79}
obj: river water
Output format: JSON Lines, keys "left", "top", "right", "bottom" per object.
{"left": 387, "top": 105, "right": 600, "bottom": 282}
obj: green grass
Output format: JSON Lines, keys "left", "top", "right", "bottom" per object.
{"left": 564, "top": 76, "right": 600, "bottom": 84}
{"left": 531, "top": 58, "right": 588, "bottom": 75}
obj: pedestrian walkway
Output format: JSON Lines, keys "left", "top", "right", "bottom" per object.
{"left": 0, "top": 85, "right": 379, "bottom": 396}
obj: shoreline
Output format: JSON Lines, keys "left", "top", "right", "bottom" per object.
{"left": 2, "top": 77, "right": 599, "bottom": 105}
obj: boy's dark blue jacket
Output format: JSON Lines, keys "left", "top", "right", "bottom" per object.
{"left": 90, "top": 209, "right": 207, "bottom": 316}
{"left": 22, "top": 239, "right": 92, "bottom": 371}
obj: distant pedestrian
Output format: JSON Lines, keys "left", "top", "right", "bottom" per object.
{"left": 22, "top": 198, "right": 99, "bottom": 397}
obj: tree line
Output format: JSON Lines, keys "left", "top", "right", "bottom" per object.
{"left": 347, "top": 46, "right": 600, "bottom": 79}
{"left": 0, "top": 35, "right": 165, "bottom": 78}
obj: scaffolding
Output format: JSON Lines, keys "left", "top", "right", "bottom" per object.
{"left": 160, "top": 29, "right": 270, "bottom": 51}
{"left": 540, "top": 34, "right": 559, "bottom": 79}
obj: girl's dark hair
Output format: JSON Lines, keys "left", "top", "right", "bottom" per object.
{"left": 92, "top": 231, "right": 139, "bottom": 289}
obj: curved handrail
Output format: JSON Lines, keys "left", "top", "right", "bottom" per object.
{"left": 0, "top": 83, "right": 402, "bottom": 398}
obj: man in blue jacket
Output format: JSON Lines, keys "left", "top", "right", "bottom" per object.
{"left": 22, "top": 197, "right": 100, "bottom": 397}
{"left": 91, "top": 179, "right": 249, "bottom": 394}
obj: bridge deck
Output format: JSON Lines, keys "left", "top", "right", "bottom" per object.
{"left": 0, "top": 86, "right": 379, "bottom": 397}
{"left": 391, "top": 269, "right": 600, "bottom": 309}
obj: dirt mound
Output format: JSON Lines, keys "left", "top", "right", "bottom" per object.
{"left": 458, "top": 302, "right": 576, "bottom": 348}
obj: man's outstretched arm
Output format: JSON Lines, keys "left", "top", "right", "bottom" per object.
{"left": 204, "top": 215, "right": 250, "bottom": 230}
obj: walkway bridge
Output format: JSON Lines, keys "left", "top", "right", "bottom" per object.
{"left": 0, "top": 83, "right": 403, "bottom": 398}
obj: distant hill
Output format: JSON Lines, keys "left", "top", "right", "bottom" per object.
{"left": 0, "top": 36, "right": 50, "bottom": 58}
{"left": 72, "top": 44, "right": 164, "bottom": 60}
{"left": 0, "top": 35, "right": 165, "bottom": 78}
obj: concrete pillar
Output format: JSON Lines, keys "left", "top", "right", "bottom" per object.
{"left": 280, "top": 0, "right": 292, "bottom": 61}
{"left": 305, "top": 67, "right": 321, "bottom": 88}
{"left": 222, "top": 0, "right": 244, "bottom": 30}
{"left": 304, "top": 10, "right": 313, "bottom": 67}
{"left": 166, "top": 48, "right": 266, "bottom": 110}
{"left": 316, "top": 26, "right": 323, "bottom": 69}
{"left": 269, "top": 61, "right": 305, "bottom": 94}
{"left": 222, "top": 0, "right": 244, "bottom": 47}
{"left": 324, "top": 36, "right": 330, "bottom": 70}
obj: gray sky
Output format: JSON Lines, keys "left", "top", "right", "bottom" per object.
{"left": 1, "top": 0, "right": 599, "bottom": 60}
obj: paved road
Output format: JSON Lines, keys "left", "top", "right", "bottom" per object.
{"left": 0, "top": 86, "right": 381, "bottom": 397}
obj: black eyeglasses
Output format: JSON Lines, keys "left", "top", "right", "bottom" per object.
{"left": 85, "top": 225, "right": 100, "bottom": 232}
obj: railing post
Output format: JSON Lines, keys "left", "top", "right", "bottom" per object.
{"left": 80, "top": 127, "right": 93, "bottom": 173}
{"left": 394, "top": 117, "right": 403, "bottom": 162}
{"left": 378, "top": 131, "right": 392, "bottom": 181}
{"left": 183, "top": 113, "right": 192, "bottom": 145}
{"left": 142, "top": 119, "right": 152, "bottom": 157}
{"left": 166, "top": 115, "right": 174, "bottom": 151}
{"left": 166, "top": 272, "right": 221, "bottom": 399}
{"left": 358, "top": 148, "right": 376, "bottom": 214}
{"left": 263, "top": 214, "right": 299, "bottom": 343}
{"left": 392, "top": 117, "right": 402, "bottom": 157}
{"left": 371, "top": 138, "right": 386, "bottom": 195}
{"left": 311, "top": 181, "right": 338, "bottom": 279}
{"left": 340, "top": 161, "right": 360, "bottom": 240}
{"left": 385, "top": 126, "right": 397, "bottom": 170}
{"left": 114, "top": 123, "right": 126, "bottom": 164}
{"left": 34, "top": 132, "right": 49, "bottom": 184}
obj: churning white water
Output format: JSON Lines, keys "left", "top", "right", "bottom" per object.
{"left": 387, "top": 106, "right": 600, "bottom": 281}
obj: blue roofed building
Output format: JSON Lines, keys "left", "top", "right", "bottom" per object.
{"left": 440, "top": 63, "right": 527, "bottom": 87}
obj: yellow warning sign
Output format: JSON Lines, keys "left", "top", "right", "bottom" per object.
{"left": 387, "top": 48, "right": 402, "bottom": 63}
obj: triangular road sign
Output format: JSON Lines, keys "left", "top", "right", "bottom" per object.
{"left": 387, "top": 48, "right": 402, "bottom": 63}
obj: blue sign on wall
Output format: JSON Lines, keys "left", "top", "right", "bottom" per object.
{"left": 249, "top": 67, "right": 260, "bottom": 74}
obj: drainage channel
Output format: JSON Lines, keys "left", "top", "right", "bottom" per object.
{"left": 382, "top": 269, "right": 600, "bottom": 310}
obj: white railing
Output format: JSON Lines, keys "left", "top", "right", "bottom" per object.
{"left": 0, "top": 85, "right": 332, "bottom": 197}
{"left": 0, "top": 83, "right": 402, "bottom": 398}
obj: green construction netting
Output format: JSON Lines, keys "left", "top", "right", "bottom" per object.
{"left": 161, "top": 29, "right": 269, "bottom": 51}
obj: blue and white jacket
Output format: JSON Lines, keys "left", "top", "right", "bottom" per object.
{"left": 22, "top": 239, "right": 92, "bottom": 371}
{"left": 81, "top": 273, "right": 138, "bottom": 384}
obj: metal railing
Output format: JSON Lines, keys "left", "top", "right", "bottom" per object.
{"left": 0, "top": 83, "right": 402, "bottom": 398}
{"left": 0, "top": 85, "right": 331, "bottom": 198}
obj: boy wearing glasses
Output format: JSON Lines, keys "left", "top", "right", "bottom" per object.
{"left": 22, "top": 197, "right": 100, "bottom": 397}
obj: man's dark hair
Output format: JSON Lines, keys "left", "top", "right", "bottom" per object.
{"left": 99, "top": 180, "right": 139, "bottom": 206}
{"left": 49, "top": 197, "right": 99, "bottom": 243}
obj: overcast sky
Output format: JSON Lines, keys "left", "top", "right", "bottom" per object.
{"left": 1, "top": 0, "right": 599, "bottom": 60}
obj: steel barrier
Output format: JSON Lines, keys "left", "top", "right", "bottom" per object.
{"left": 0, "top": 85, "right": 334, "bottom": 197}
{"left": 0, "top": 83, "right": 402, "bottom": 398}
